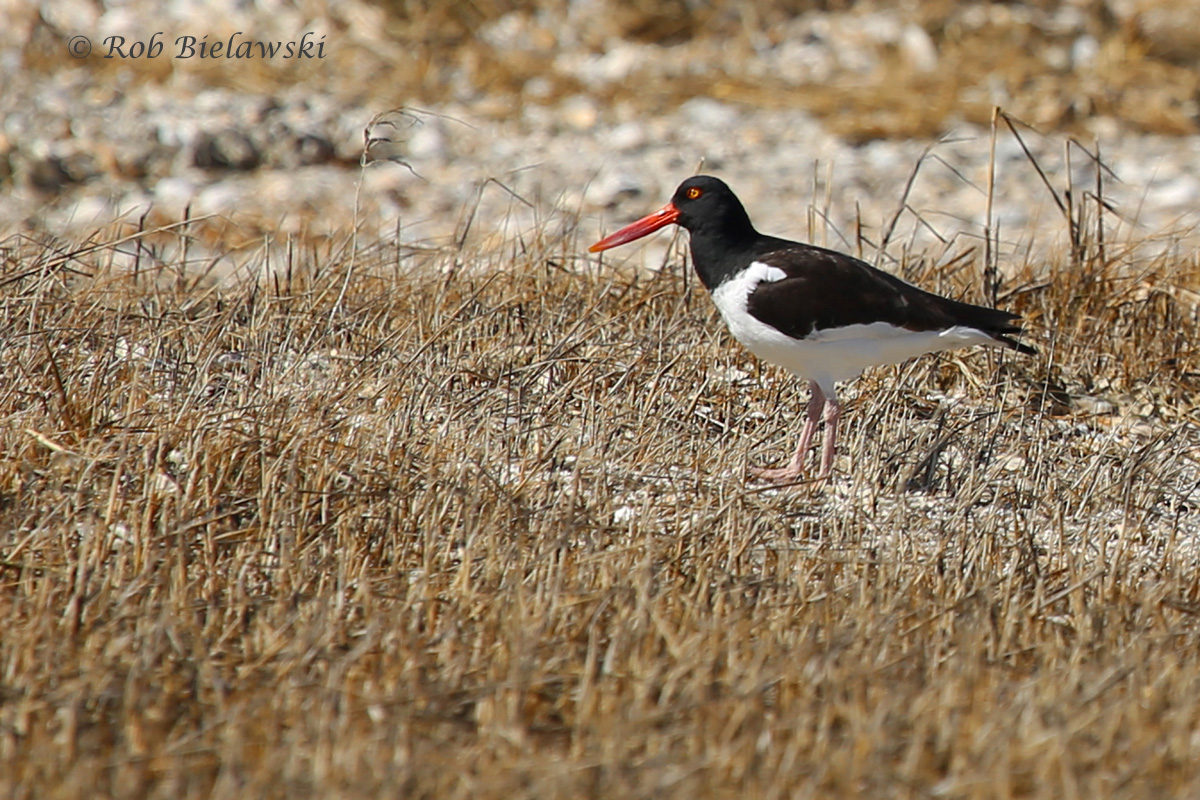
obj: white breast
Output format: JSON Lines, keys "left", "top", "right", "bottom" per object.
{"left": 710, "top": 261, "right": 999, "bottom": 392}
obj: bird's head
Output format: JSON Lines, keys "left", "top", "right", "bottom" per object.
{"left": 589, "top": 175, "right": 742, "bottom": 252}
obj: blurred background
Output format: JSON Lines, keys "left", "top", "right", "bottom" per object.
{"left": 4, "top": 0, "right": 1200, "bottom": 267}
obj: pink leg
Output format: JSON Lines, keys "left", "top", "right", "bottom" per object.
{"left": 751, "top": 381, "right": 825, "bottom": 483}
{"left": 816, "top": 393, "right": 841, "bottom": 480}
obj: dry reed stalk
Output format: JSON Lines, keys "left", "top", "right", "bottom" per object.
{"left": 5, "top": 123, "right": 1200, "bottom": 798}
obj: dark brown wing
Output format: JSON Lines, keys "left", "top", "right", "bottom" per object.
{"left": 744, "top": 245, "right": 1035, "bottom": 354}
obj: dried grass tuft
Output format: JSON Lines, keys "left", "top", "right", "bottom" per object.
{"left": 5, "top": 127, "right": 1200, "bottom": 798}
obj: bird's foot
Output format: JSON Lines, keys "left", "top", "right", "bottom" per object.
{"left": 749, "top": 465, "right": 829, "bottom": 488}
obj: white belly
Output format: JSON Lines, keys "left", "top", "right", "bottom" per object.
{"left": 710, "top": 263, "right": 998, "bottom": 392}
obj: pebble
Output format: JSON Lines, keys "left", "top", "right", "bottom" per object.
{"left": 1071, "top": 395, "right": 1118, "bottom": 416}
{"left": 609, "top": 121, "right": 647, "bottom": 151}
{"left": 681, "top": 97, "right": 740, "bottom": 131}
{"left": 590, "top": 170, "right": 645, "bottom": 208}
{"left": 42, "top": 0, "right": 98, "bottom": 30}
{"left": 2, "top": 0, "right": 1200, "bottom": 267}
{"left": 406, "top": 121, "right": 448, "bottom": 162}
{"left": 153, "top": 176, "right": 200, "bottom": 215}
{"left": 559, "top": 95, "right": 599, "bottom": 130}
{"left": 192, "top": 129, "right": 260, "bottom": 171}
{"left": 900, "top": 24, "right": 938, "bottom": 73}
{"left": 1072, "top": 35, "right": 1100, "bottom": 69}
{"left": 772, "top": 37, "right": 836, "bottom": 85}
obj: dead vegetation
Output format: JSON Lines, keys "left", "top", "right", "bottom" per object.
{"left": 376, "top": 0, "right": 1200, "bottom": 140}
{"left": 4, "top": 126, "right": 1200, "bottom": 798}
{"left": 19, "top": 0, "right": 1200, "bottom": 142}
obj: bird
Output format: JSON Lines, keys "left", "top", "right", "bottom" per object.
{"left": 588, "top": 175, "right": 1035, "bottom": 484}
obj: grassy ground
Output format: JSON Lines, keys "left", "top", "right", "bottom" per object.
{"left": 354, "top": 0, "right": 1200, "bottom": 140}
{"left": 20, "top": 0, "right": 1200, "bottom": 142}
{"left": 5, "top": 174, "right": 1200, "bottom": 797}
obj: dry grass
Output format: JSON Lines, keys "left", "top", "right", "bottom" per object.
{"left": 5, "top": 149, "right": 1200, "bottom": 798}
{"left": 377, "top": 0, "right": 1200, "bottom": 139}
{"left": 19, "top": 0, "right": 1200, "bottom": 141}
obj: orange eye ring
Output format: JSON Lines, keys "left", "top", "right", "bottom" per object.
{"left": 686, "top": 187, "right": 702, "bottom": 199}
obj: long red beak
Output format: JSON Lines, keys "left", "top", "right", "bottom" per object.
{"left": 588, "top": 203, "right": 681, "bottom": 252}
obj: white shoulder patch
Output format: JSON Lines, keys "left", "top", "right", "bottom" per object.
{"left": 746, "top": 261, "right": 787, "bottom": 284}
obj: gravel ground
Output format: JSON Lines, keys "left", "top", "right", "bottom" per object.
{"left": 4, "top": 0, "right": 1200, "bottom": 274}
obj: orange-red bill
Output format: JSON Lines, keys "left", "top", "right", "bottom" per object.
{"left": 588, "top": 203, "right": 681, "bottom": 252}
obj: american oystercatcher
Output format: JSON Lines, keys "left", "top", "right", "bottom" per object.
{"left": 589, "top": 175, "right": 1035, "bottom": 483}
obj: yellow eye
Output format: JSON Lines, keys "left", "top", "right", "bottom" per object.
{"left": 686, "top": 187, "right": 702, "bottom": 200}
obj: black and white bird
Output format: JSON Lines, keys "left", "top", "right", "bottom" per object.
{"left": 589, "top": 175, "right": 1035, "bottom": 484}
